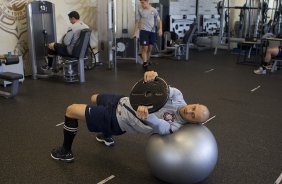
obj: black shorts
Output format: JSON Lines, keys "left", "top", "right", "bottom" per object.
{"left": 48, "top": 43, "right": 70, "bottom": 57}
{"left": 277, "top": 46, "right": 282, "bottom": 57}
{"left": 139, "top": 30, "right": 156, "bottom": 46}
{"left": 85, "top": 94, "right": 125, "bottom": 136}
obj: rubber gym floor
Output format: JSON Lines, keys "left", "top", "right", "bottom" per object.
{"left": 0, "top": 50, "right": 281, "bottom": 184}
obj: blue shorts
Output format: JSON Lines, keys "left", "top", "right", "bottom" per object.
{"left": 85, "top": 94, "right": 125, "bottom": 136}
{"left": 139, "top": 30, "right": 156, "bottom": 46}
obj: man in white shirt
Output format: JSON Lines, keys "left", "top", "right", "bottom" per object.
{"left": 42, "top": 11, "right": 89, "bottom": 71}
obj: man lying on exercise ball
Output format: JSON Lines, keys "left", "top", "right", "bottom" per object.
{"left": 51, "top": 71, "right": 210, "bottom": 162}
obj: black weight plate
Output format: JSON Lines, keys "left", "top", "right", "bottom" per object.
{"left": 129, "top": 77, "right": 169, "bottom": 113}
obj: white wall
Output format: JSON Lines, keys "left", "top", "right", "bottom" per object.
{"left": 170, "top": 0, "right": 196, "bottom": 15}
{"left": 115, "top": 0, "right": 136, "bottom": 38}
{"left": 198, "top": 0, "right": 220, "bottom": 15}
{"left": 48, "top": 0, "right": 97, "bottom": 45}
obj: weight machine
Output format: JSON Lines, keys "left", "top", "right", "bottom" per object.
{"left": 270, "top": 0, "right": 282, "bottom": 35}
{"left": 214, "top": 0, "right": 269, "bottom": 55}
{"left": 97, "top": 0, "right": 138, "bottom": 70}
{"left": 26, "top": 1, "right": 57, "bottom": 79}
{"left": 26, "top": 1, "right": 89, "bottom": 83}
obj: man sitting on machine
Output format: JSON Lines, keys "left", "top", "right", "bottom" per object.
{"left": 42, "top": 11, "right": 89, "bottom": 71}
{"left": 254, "top": 45, "right": 282, "bottom": 74}
{"left": 50, "top": 70, "right": 210, "bottom": 162}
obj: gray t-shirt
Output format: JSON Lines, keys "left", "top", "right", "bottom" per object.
{"left": 63, "top": 21, "right": 89, "bottom": 55}
{"left": 136, "top": 6, "right": 159, "bottom": 32}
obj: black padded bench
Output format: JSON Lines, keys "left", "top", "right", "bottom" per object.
{"left": 0, "top": 56, "right": 23, "bottom": 98}
{"left": 0, "top": 56, "right": 24, "bottom": 98}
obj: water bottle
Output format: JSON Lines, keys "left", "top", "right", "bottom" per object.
{"left": 14, "top": 47, "right": 19, "bottom": 56}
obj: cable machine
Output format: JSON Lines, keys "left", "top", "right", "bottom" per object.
{"left": 97, "top": 0, "right": 138, "bottom": 70}
{"left": 214, "top": 0, "right": 267, "bottom": 55}
{"left": 271, "top": 0, "right": 282, "bottom": 35}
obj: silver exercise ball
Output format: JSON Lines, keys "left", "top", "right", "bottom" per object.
{"left": 146, "top": 124, "right": 218, "bottom": 184}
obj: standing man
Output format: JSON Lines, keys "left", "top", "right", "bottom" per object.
{"left": 133, "top": 0, "right": 163, "bottom": 69}
{"left": 42, "top": 11, "right": 89, "bottom": 71}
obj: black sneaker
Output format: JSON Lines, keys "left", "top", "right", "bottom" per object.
{"left": 50, "top": 146, "right": 74, "bottom": 162}
{"left": 41, "top": 65, "right": 53, "bottom": 71}
{"left": 143, "top": 62, "right": 149, "bottom": 68}
{"left": 96, "top": 134, "right": 115, "bottom": 146}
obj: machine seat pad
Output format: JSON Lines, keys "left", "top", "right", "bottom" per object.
{"left": 0, "top": 72, "right": 23, "bottom": 81}
{"left": 64, "top": 57, "right": 78, "bottom": 60}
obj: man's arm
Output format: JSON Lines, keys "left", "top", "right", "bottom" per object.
{"left": 132, "top": 9, "right": 141, "bottom": 38}
{"left": 143, "top": 71, "right": 184, "bottom": 103}
{"left": 136, "top": 105, "right": 182, "bottom": 135}
{"left": 146, "top": 114, "right": 172, "bottom": 135}
{"left": 144, "top": 70, "right": 158, "bottom": 82}
{"left": 132, "top": 20, "right": 140, "bottom": 38}
{"left": 169, "top": 87, "right": 186, "bottom": 103}
{"left": 135, "top": 71, "right": 184, "bottom": 135}
{"left": 63, "top": 29, "right": 74, "bottom": 46}
{"left": 157, "top": 16, "right": 163, "bottom": 37}
{"left": 146, "top": 114, "right": 182, "bottom": 135}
